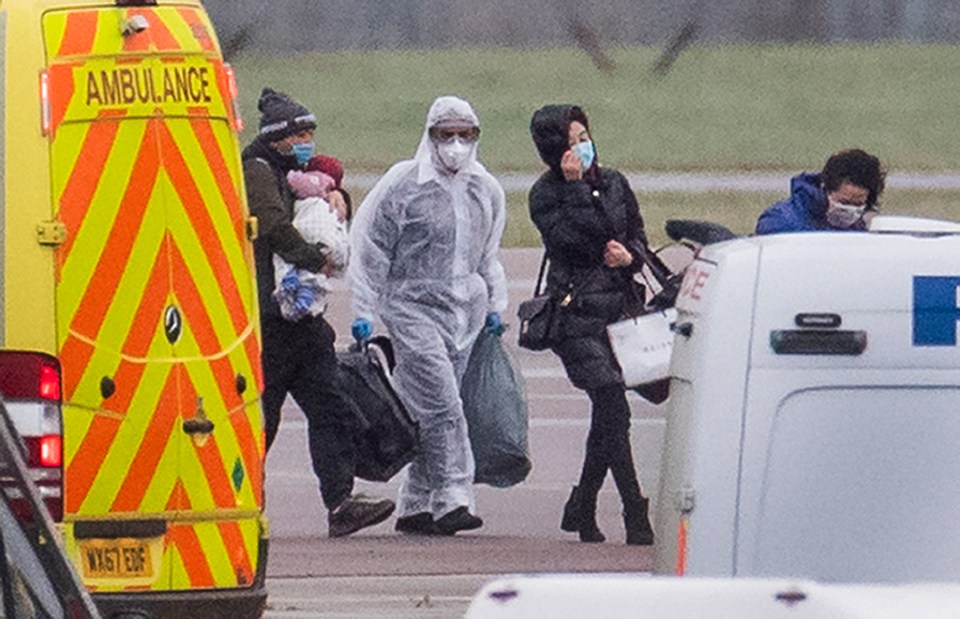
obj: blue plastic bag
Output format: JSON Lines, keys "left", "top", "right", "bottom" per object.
{"left": 462, "top": 331, "right": 532, "bottom": 487}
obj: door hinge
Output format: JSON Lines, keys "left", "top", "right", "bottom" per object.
{"left": 36, "top": 221, "right": 67, "bottom": 246}
{"left": 675, "top": 487, "right": 696, "bottom": 514}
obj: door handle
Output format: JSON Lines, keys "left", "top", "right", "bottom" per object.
{"left": 182, "top": 417, "right": 215, "bottom": 435}
{"left": 182, "top": 397, "right": 215, "bottom": 435}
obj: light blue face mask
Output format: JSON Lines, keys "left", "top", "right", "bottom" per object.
{"left": 291, "top": 141, "right": 315, "bottom": 166}
{"left": 572, "top": 140, "right": 595, "bottom": 171}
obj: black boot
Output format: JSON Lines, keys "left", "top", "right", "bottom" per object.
{"left": 578, "top": 490, "right": 605, "bottom": 543}
{"left": 560, "top": 486, "right": 581, "bottom": 532}
{"left": 624, "top": 497, "right": 654, "bottom": 546}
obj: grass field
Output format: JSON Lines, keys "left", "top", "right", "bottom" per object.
{"left": 231, "top": 44, "right": 960, "bottom": 247}
{"left": 232, "top": 43, "right": 960, "bottom": 174}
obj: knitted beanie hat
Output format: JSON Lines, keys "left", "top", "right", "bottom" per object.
{"left": 257, "top": 87, "right": 317, "bottom": 142}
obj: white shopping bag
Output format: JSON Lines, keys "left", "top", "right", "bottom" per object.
{"left": 606, "top": 308, "right": 677, "bottom": 388}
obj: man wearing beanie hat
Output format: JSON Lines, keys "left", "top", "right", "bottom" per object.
{"left": 242, "top": 87, "right": 395, "bottom": 537}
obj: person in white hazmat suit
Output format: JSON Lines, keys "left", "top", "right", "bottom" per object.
{"left": 349, "top": 96, "right": 508, "bottom": 535}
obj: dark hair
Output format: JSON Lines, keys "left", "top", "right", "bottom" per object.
{"left": 820, "top": 149, "right": 886, "bottom": 207}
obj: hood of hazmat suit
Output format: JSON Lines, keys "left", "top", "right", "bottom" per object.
{"left": 349, "top": 95, "right": 508, "bottom": 354}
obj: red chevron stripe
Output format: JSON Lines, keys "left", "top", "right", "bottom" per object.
{"left": 57, "top": 11, "right": 97, "bottom": 57}
{"left": 65, "top": 416, "right": 121, "bottom": 514}
{"left": 177, "top": 8, "right": 216, "bottom": 52}
{"left": 166, "top": 479, "right": 187, "bottom": 511}
{"left": 59, "top": 334, "right": 95, "bottom": 403}
{"left": 55, "top": 110, "right": 127, "bottom": 276}
{"left": 188, "top": 117, "right": 246, "bottom": 248}
{"left": 110, "top": 370, "right": 180, "bottom": 512}
{"left": 158, "top": 123, "right": 247, "bottom": 334}
{"left": 245, "top": 336, "right": 263, "bottom": 394}
{"left": 167, "top": 525, "right": 214, "bottom": 588}
{"left": 187, "top": 432, "right": 236, "bottom": 509}
{"left": 217, "top": 522, "right": 253, "bottom": 585}
{"left": 69, "top": 120, "right": 160, "bottom": 341}
{"left": 45, "top": 63, "right": 80, "bottom": 140}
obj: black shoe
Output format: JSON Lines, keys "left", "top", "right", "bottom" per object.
{"left": 560, "top": 486, "right": 581, "bottom": 532}
{"left": 574, "top": 487, "right": 604, "bottom": 543}
{"left": 624, "top": 497, "right": 655, "bottom": 546}
{"left": 434, "top": 506, "right": 483, "bottom": 536}
{"left": 395, "top": 512, "right": 438, "bottom": 535}
{"left": 579, "top": 527, "right": 606, "bottom": 543}
{"left": 328, "top": 494, "right": 396, "bottom": 538}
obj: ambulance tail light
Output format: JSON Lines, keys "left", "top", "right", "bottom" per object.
{"left": 40, "top": 70, "right": 52, "bottom": 136}
{"left": 33, "top": 435, "right": 63, "bottom": 468}
{"left": 225, "top": 64, "right": 244, "bottom": 132}
{"left": 0, "top": 351, "right": 64, "bottom": 522}
{"left": 0, "top": 352, "right": 62, "bottom": 402}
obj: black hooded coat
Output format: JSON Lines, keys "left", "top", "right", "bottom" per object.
{"left": 528, "top": 104, "right": 653, "bottom": 390}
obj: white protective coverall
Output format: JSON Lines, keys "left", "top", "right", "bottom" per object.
{"left": 349, "top": 96, "right": 508, "bottom": 519}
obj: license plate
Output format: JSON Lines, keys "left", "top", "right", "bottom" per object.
{"left": 79, "top": 538, "right": 153, "bottom": 579}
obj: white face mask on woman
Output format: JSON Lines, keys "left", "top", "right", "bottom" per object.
{"left": 436, "top": 138, "right": 473, "bottom": 172}
{"left": 826, "top": 201, "right": 867, "bottom": 228}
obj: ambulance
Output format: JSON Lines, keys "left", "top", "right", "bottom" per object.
{"left": 655, "top": 217, "right": 960, "bottom": 583}
{"left": 0, "top": 0, "right": 266, "bottom": 616}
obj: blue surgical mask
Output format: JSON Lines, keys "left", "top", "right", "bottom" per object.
{"left": 291, "top": 141, "right": 315, "bottom": 166}
{"left": 572, "top": 140, "right": 595, "bottom": 171}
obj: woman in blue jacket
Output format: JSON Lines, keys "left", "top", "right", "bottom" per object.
{"left": 755, "top": 149, "right": 886, "bottom": 235}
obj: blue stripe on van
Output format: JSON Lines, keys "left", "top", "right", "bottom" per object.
{"left": 913, "top": 276, "right": 960, "bottom": 346}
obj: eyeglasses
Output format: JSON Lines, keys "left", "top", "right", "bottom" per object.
{"left": 429, "top": 126, "right": 480, "bottom": 143}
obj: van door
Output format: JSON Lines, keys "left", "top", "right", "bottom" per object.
{"left": 735, "top": 235, "right": 960, "bottom": 583}
{"left": 43, "top": 5, "right": 263, "bottom": 596}
{"left": 159, "top": 113, "right": 263, "bottom": 591}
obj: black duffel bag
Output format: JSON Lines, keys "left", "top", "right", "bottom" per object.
{"left": 336, "top": 336, "right": 418, "bottom": 482}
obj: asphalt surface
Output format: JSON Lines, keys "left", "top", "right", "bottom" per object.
{"left": 262, "top": 248, "right": 664, "bottom": 618}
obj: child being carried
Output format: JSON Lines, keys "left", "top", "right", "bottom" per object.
{"left": 273, "top": 156, "right": 350, "bottom": 320}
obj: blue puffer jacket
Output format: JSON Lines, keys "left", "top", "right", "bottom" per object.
{"left": 755, "top": 172, "right": 868, "bottom": 235}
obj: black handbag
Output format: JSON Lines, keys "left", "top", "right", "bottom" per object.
{"left": 336, "top": 336, "right": 418, "bottom": 482}
{"left": 517, "top": 253, "right": 556, "bottom": 351}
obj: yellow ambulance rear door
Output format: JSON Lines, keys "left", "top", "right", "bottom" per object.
{"left": 43, "top": 4, "right": 263, "bottom": 594}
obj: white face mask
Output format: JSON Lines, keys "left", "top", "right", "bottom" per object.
{"left": 436, "top": 138, "right": 473, "bottom": 173}
{"left": 826, "top": 201, "right": 867, "bottom": 229}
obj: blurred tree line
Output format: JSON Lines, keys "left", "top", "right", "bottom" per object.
{"left": 205, "top": 0, "right": 960, "bottom": 55}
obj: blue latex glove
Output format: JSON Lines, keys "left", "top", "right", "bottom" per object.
{"left": 351, "top": 318, "right": 372, "bottom": 343}
{"left": 484, "top": 312, "right": 505, "bottom": 337}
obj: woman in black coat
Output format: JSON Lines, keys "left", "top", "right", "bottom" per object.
{"left": 528, "top": 104, "right": 656, "bottom": 545}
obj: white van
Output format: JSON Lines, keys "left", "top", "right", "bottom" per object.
{"left": 466, "top": 575, "right": 960, "bottom": 618}
{"left": 655, "top": 218, "right": 960, "bottom": 582}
